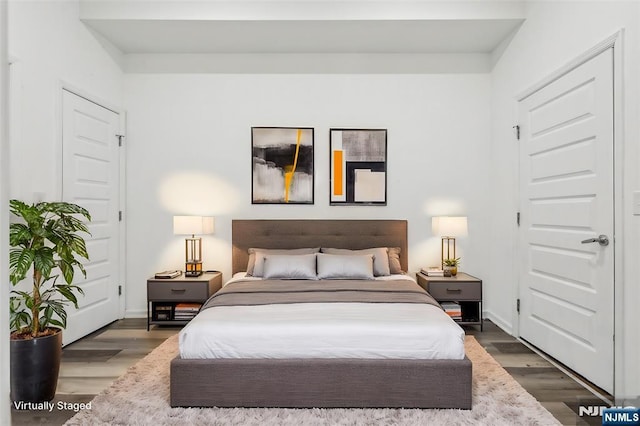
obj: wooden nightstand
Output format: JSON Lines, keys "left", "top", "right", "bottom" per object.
{"left": 147, "top": 271, "right": 222, "bottom": 330}
{"left": 416, "top": 272, "right": 483, "bottom": 331}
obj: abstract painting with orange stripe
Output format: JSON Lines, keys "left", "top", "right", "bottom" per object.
{"left": 330, "top": 128, "right": 387, "bottom": 206}
{"left": 252, "top": 127, "right": 314, "bottom": 204}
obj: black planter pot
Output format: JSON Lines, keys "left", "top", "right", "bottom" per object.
{"left": 10, "top": 330, "right": 62, "bottom": 402}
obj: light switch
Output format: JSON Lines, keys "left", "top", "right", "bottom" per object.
{"left": 634, "top": 191, "right": 640, "bottom": 215}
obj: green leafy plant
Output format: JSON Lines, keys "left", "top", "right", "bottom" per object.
{"left": 443, "top": 257, "right": 460, "bottom": 267}
{"left": 9, "top": 200, "right": 91, "bottom": 338}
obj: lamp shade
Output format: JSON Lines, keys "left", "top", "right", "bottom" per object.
{"left": 432, "top": 216, "right": 468, "bottom": 237}
{"left": 173, "top": 216, "right": 215, "bottom": 235}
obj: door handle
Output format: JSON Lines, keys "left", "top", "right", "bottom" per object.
{"left": 581, "top": 234, "right": 609, "bottom": 246}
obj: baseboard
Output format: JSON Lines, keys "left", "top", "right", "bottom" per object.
{"left": 484, "top": 310, "right": 513, "bottom": 335}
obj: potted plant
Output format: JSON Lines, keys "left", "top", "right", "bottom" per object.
{"left": 443, "top": 257, "right": 460, "bottom": 277}
{"left": 9, "top": 200, "right": 91, "bottom": 402}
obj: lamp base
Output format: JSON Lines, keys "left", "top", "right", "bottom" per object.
{"left": 185, "top": 261, "right": 203, "bottom": 277}
{"left": 441, "top": 237, "right": 456, "bottom": 268}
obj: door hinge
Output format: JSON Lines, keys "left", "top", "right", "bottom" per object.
{"left": 118, "top": 285, "right": 122, "bottom": 296}
{"left": 119, "top": 211, "right": 123, "bottom": 222}
{"left": 517, "top": 298, "right": 521, "bottom": 314}
{"left": 116, "top": 134, "right": 124, "bottom": 147}
{"left": 517, "top": 212, "right": 520, "bottom": 226}
{"left": 513, "top": 125, "right": 520, "bottom": 140}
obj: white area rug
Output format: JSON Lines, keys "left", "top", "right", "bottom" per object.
{"left": 65, "top": 335, "right": 560, "bottom": 425}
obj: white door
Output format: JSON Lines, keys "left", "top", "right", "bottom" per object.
{"left": 62, "top": 90, "right": 121, "bottom": 345}
{"left": 518, "top": 49, "right": 614, "bottom": 392}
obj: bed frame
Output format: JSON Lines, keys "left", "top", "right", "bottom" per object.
{"left": 170, "top": 220, "right": 472, "bottom": 409}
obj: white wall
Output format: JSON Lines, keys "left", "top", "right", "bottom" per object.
{"left": 8, "top": 0, "right": 123, "bottom": 202}
{"left": 1, "top": 1, "right": 10, "bottom": 423}
{"left": 489, "top": 1, "right": 640, "bottom": 401}
{"left": 123, "top": 73, "right": 492, "bottom": 316}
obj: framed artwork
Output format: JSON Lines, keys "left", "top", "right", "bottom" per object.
{"left": 330, "top": 128, "right": 387, "bottom": 206}
{"left": 252, "top": 127, "right": 314, "bottom": 204}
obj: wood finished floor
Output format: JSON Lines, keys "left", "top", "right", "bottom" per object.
{"left": 11, "top": 319, "right": 610, "bottom": 425}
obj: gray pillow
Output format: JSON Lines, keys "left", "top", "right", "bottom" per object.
{"left": 320, "top": 247, "right": 390, "bottom": 276}
{"left": 246, "top": 247, "right": 320, "bottom": 277}
{"left": 317, "top": 253, "right": 374, "bottom": 280}
{"left": 262, "top": 254, "right": 318, "bottom": 280}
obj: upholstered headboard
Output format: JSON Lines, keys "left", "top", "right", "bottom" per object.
{"left": 232, "top": 220, "right": 408, "bottom": 274}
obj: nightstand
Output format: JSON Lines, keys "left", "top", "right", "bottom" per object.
{"left": 147, "top": 271, "right": 222, "bottom": 330}
{"left": 416, "top": 272, "right": 483, "bottom": 331}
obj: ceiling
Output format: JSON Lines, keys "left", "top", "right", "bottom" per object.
{"left": 84, "top": 19, "right": 523, "bottom": 54}
{"left": 79, "top": 1, "right": 526, "bottom": 72}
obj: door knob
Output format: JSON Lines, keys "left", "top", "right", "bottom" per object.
{"left": 581, "top": 235, "right": 609, "bottom": 246}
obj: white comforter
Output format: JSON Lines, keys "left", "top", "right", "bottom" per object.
{"left": 179, "top": 274, "right": 465, "bottom": 360}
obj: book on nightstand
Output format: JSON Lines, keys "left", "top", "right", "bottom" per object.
{"left": 421, "top": 267, "right": 445, "bottom": 277}
{"left": 174, "top": 303, "right": 202, "bottom": 320}
{"left": 155, "top": 270, "right": 181, "bottom": 279}
{"left": 440, "top": 302, "right": 462, "bottom": 320}
{"left": 154, "top": 305, "right": 172, "bottom": 321}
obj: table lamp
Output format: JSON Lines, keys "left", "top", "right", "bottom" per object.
{"left": 173, "top": 216, "right": 215, "bottom": 277}
{"left": 432, "top": 216, "right": 468, "bottom": 268}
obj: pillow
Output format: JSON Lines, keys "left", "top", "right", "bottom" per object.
{"left": 246, "top": 247, "right": 320, "bottom": 277}
{"left": 388, "top": 247, "right": 403, "bottom": 274}
{"left": 320, "top": 247, "right": 390, "bottom": 276}
{"left": 262, "top": 254, "right": 317, "bottom": 280}
{"left": 316, "top": 253, "right": 374, "bottom": 280}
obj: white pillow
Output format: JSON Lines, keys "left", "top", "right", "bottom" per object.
{"left": 262, "top": 254, "right": 318, "bottom": 280}
{"left": 320, "top": 247, "right": 390, "bottom": 276}
{"left": 247, "top": 247, "right": 320, "bottom": 277}
{"left": 316, "top": 253, "right": 374, "bottom": 280}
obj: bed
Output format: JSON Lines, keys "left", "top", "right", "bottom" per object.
{"left": 170, "top": 220, "right": 472, "bottom": 409}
